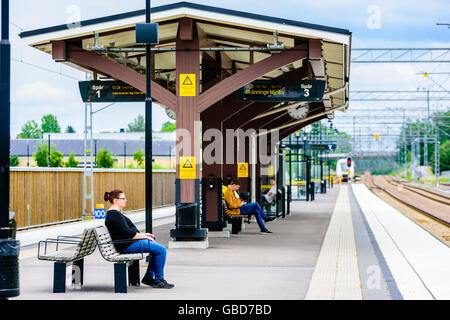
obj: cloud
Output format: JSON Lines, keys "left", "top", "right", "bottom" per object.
{"left": 9, "top": 0, "right": 449, "bottom": 144}
{"left": 12, "top": 81, "right": 77, "bottom": 104}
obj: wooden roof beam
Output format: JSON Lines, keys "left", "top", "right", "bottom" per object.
{"left": 198, "top": 42, "right": 308, "bottom": 113}
{"left": 55, "top": 41, "right": 177, "bottom": 111}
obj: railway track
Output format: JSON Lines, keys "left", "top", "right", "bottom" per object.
{"left": 363, "top": 173, "right": 450, "bottom": 245}
{"left": 384, "top": 175, "right": 450, "bottom": 207}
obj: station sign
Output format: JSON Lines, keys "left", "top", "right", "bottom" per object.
{"left": 78, "top": 80, "right": 145, "bottom": 103}
{"left": 285, "top": 143, "right": 337, "bottom": 151}
{"left": 237, "top": 80, "right": 326, "bottom": 102}
{"left": 310, "top": 143, "right": 337, "bottom": 151}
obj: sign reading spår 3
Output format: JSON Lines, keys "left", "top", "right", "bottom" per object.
{"left": 238, "top": 80, "right": 326, "bottom": 102}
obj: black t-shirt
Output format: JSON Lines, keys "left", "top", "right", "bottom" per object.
{"left": 104, "top": 209, "right": 140, "bottom": 252}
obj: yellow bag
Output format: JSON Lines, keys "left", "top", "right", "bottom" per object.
{"left": 222, "top": 185, "right": 228, "bottom": 196}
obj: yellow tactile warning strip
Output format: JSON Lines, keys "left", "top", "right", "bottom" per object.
{"left": 305, "top": 185, "right": 363, "bottom": 300}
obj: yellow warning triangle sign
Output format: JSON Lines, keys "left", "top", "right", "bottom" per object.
{"left": 183, "top": 159, "right": 193, "bottom": 168}
{"left": 182, "top": 76, "right": 193, "bottom": 86}
{"left": 237, "top": 162, "right": 249, "bottom": 178}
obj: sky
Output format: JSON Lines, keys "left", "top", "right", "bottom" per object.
{"left": 4, "top": 0, "right": 450, "bottom": 144}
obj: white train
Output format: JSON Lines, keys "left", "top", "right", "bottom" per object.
{"left": 336, "top": 157, "right": 355, "bottom": 182}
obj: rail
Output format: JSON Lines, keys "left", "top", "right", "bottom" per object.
{"left": 366, "top": 174, "right": 450, "bottom": 228}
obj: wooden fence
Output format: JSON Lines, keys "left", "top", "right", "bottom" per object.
{"left": 10, "top": 168, "right": 176, "bottom": 229}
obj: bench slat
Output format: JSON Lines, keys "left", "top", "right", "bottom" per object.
{"left": 94, "top": 226, "right": 144, "bottom": 262}
{"left": 222, "top": 200, "right": 247, "bottom": 219}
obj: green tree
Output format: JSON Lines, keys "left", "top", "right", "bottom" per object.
{"left": 65, "top": 125, "right": 76, "bottom": 133}
{"left": 49, "top": 150, "right": 64, "bottom": 167}
{"left": 96, "top": 149, "right": 115, "bottom": 168}
{"left": 41, "top": 114, "right": 61, "bottom": 134}
{"left": 33, "top": 143, "right": 49, "bottom": 167}
{"left": 440, "top": 140, "right": 450, "bottom": 172}
{"left": 161, "top": 121, "right": 176, "bottom": 132}
{"left": 394, "top": 110, "right": 450, "bottom": 173}
{"left": 127, "top": 114, "right": 145, "bottom": 132}
{"left": 133, "top": 148, "right": 145, "bottom": 167}
{"left": 33, "top": 143, "right": 63, "bottom": 167}
{"left": 10, "top": 154, "right": 19, "bottom": 167}
{"left": 17, "top": 120, "right": 42, "bottom": 139}
{"left": 65, "top": 152, "right": 79, "bottom": 168}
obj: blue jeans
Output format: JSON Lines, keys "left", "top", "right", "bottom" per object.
{"left": 240, "top": 202, "right": 269, "bottom": 230}
{"left": 122, "top": 240, "right": 167, "bottom": 281}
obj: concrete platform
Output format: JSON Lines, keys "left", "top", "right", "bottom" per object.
{"left": 10, "top": 183, "right": 449, "bottom": 300}
{"left": 11, "top": 187, "right": 340, "bottom": 300}
{"left": 207, "top": 230, "right": 230, "bottom": 238}
{"left": 168, "top": 239, "right": 209, "bottom": 249}
{"left": 352, "top": 184, "right": 450, "bottom": 300}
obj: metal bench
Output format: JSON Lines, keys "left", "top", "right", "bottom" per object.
{"left": 262, "top": 200, "right": 279, "bottom": 217}
{"left": 37, "top": 228, "right": 97, "bottom": 293}
{"left": 222, "top": 200, "right": 249, "bottom": 234}
{"left": 93, "top": 226, "right": 150, "bottom": 293}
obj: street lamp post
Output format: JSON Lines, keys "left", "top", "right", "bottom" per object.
{"left": 0, "top": 0, "right": 11, "bottom": 239}
{"left": 136, "top": 0, "right": 158, "bottom": 235}
{"left": 145, "top": 0, "right": 153, "bottom": 234}
{"left": 0, "top": 0, "right": 20, "bottom": 299}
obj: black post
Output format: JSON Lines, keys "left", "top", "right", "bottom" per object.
{"left": 145, "top": 0, "right": 153, "bottom": 234}
{"left": 47, "top": 134, "right": 50, "bottom": 167}
{"left": 27, "top": 143, "right": 29, "bottom": 167}
{"left": 0, "top": 0, "right": 11, "bottom": 239}
{"left": 288, "top": 135, "right": 292, "bottom": 200}
{"left": 124, "top": 142, "right": 126, "bottom": 168}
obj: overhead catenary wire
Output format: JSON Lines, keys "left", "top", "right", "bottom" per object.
{"left": 11, "top": 57, "right": 82, "bottom": 81}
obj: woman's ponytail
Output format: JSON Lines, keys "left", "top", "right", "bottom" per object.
{"left": 104, "top": 189, "right": 123, "bottom": 203}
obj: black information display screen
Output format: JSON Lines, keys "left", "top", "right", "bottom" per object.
{"left": 78, "top": 80, "right": 145, "bottom": 102}
{"left": 237, "top": 80, "right": 326, "bottom": 102}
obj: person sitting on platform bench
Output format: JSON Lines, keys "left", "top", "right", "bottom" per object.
{"left": 223, "top": 179, "right": 275, "bottom": 234}
{"left": 260, "top": 177, "right": 277, "bottom": 205}
{"left": 104, "top": 189, "right": 174, "bottom": 289}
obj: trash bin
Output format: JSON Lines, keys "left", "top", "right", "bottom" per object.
{"left": 0, "top": 238, "right": 20, "bottom": 298}
{"left": 177, "top": 202, "right": 198, "bottom": 230}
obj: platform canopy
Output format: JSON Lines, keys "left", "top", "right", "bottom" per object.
{"left": 20, "top": 1, "right": 351, "bottom": 119}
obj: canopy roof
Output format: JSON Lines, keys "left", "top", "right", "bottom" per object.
{"left": 20, "top": 1, "right": 351, "bottom": 114}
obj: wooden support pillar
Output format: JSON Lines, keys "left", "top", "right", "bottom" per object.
{"left": 170, "top": 18, "right": 207, "bottom": 240}
{"left": 175, "top": 17, "right": 200, "bottom": 204}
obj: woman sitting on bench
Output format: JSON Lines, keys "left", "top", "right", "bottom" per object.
{"left": 223, "top": 179, "right": 275, "bottom": 234}
{"left": 104, "top": 189, "right": 174, "bottom": 289}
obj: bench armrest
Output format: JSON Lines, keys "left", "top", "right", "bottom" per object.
{"left": 37, "top": 238, "right": 81, "bottom": 259}
{"left": 57, "top": 235, "right": 83, "bottom": 241}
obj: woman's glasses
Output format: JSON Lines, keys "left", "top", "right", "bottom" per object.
{"left": 116, "top": 197, "right": 127, "bottom": 201}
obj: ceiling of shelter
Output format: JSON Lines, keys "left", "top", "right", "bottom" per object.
{"left": 25, "top": 6, "right": 350, "bottom": 128}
